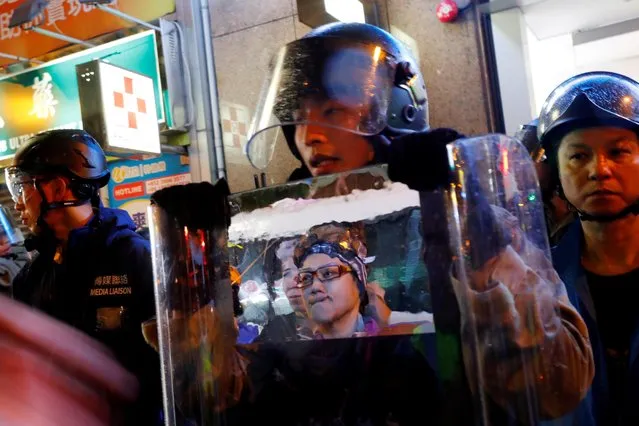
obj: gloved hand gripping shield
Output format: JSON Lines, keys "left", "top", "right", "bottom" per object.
{"left": 443, "top": 135, "right": 592, "bottom": 423}
{"left": 147, "top": 180, "right": 246, "bottom": 426}
{"left": 246, "top": 37, "right": 402, "bottom": 169}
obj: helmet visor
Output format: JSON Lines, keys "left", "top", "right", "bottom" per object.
{"left": 246, "top": 37, "right": 398, "bottom": 169}
{"left": 538, "top": 72, "right": 639, "bottom": 141}
{"left": 5, "top": 167, "right": 37, "bottom": 205}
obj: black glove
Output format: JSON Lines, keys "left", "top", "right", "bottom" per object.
{"left": 456, "top": 148, "right": 513, "bottom": 271}
{"left": 464, "top": 191, "right": 513, "bottom": 271}
{"left": 288, "top": 166, "right": 312, "bottom": 182}
{"left": 387, "top": 128, "right": 464, "bottom": 192}
{"left": 150, "top": 179, "right": 231, "bottom": 230}
{"left": 150, "top": 180, "right": 233, "bottom": 314}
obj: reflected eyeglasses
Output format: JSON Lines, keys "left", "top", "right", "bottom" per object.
{"left": 295, "top": 265, "right": 353, "bottom": 288}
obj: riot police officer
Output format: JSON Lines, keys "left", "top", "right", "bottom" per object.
{"left": 538, "top": 71, "right": 639, "bottom": 425}
{"left": 515, "top": 119, "right": 575, "bottom": 245}
{"left": 6, "top": 129, "right": 162, "bottom": 425}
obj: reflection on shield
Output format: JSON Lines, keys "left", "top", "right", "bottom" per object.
{"left": 228, "top": 165, "right": 435, "bottom": 342}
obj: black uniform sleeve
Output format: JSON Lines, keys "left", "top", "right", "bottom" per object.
{"left": 11, "top": 262, "right": 29, "bottom": 301}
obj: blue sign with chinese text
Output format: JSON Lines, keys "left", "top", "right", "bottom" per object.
{"left": 107, "top": 153, "right": 191, "bottom": 229}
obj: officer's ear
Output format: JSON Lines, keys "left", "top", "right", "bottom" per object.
{"left": 47, "top": 176, "right": 72, "bottom": 201}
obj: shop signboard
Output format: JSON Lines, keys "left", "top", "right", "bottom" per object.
{"left": 0, "top": 0, "right": 175, "bottom": 66}
{"left": 77, "top": 60, "right": 161, "bottom": 155}
{"left": 0, "top": 30, "right": 163, "bottom": 160}
{"left": 107, "top": 153, "right": 191, "bottom": 229}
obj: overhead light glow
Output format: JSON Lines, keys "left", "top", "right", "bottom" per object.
{"left": 324, "top": 0, "right": 365, "bottom": 23}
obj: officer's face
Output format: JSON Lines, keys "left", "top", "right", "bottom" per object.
{"left": 294, "top": 98, "right": 375, "bottom": 176}
{"left": 13, "top": 176, "right": 74, "bottom": 235}
{"left": 13, "top": 181, "right": 42, "bottom": 233}
{"left": 558, "top": 127, "right": 639, "bottom": 217}
{"left": 299, "top": 253, "right": 360, "bottom": 328}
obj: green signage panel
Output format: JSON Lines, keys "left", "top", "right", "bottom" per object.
{"left": 0, "top": 31, "right": 164, "bottom": 160}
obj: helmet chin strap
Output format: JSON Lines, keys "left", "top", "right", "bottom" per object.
{"left": 577, "top": 200, "right": 639, "bottom": 223}
{"left": 44, "top": 200, "right": 90, "bottom": 210}
{"left": 34, "top": 183, "right": 90, "bottom": 233}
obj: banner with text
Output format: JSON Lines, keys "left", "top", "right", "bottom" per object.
{"left": 0, "top": 0, "right": 175, "bottom": 66}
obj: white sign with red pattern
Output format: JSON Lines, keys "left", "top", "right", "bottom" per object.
{"left": 220, "top": 101, "right": 250, "bottom": 161}
{"left": 99, "top": 61, "right": 160, "bottom": 154}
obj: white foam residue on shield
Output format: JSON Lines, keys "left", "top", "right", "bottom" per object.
{"left": 228, "top": 182, "right": 420, "bottom": 242}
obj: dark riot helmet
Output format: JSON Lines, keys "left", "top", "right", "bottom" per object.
{"left": 5, "top": 129, "right": 110, "bottom": 221}
{"left": 245, "top": 22, "right": 429, "bottom": 170}
{"left": 514, "top": 118, "right": 560, "bottom": 203}
{"left": 514, "top": 118, "right": 544, "bottom": 162}
{"left": 537, "top": 71, "right": 639, "bottom": 222}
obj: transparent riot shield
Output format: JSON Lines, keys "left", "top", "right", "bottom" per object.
{"left": 148, "top": 166, "right": 440, "bottom": 426}
{"left": 0, "top": 204, "right": 24, "bottom": 246}
{"left": 444, "top": 134, "right": 591, "bottom": 424}
{"left": 147, "top": 181, "right": 246, "bottom": 426}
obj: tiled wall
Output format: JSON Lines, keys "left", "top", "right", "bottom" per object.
{"left": 211, "top": 0, "right": 492, "bottom": 193}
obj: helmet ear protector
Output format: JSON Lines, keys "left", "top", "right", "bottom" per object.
{"left": 386, "top": 61, "right": 429, "bottom": 135}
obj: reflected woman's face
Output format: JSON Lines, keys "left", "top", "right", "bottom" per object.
{"left": 299, "top": 253, "right": 360, "bottom": 326}
{"left": 281, "top": 256, "right": 304, "bottom": 312}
